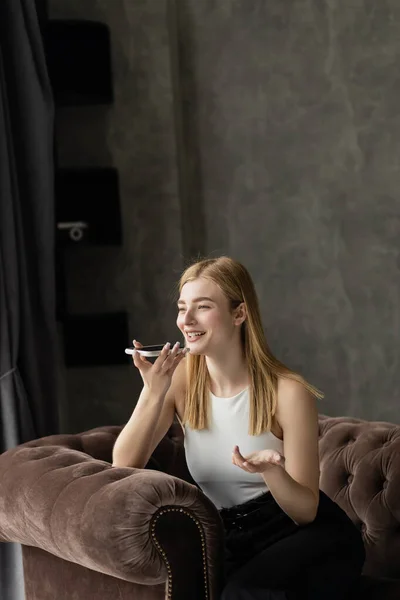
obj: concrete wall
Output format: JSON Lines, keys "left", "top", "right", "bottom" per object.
{"left": 174, "top": 1, "right": 400, "bottom": 422}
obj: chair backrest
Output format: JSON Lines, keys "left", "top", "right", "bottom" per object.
{"left": 317, "top": 414, "right": 400, "bottom": 581}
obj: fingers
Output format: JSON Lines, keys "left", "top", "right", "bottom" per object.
{"left": 153, "top": 342, "right": 172, "bottom": 367}
{"left": 131, "top": 348, "right": 147, "bottom": 368}
{"left": 131, "top": 340, "right": 148, "bottom": 363}
{"left": 169, "top": 342, "right": 189, "bottom": 363}
{"left": 158, "top": 342, "right": 180, "bottom": 368}
{"left": 169, "top": 344, "right": 189, "bottom": 371}
{"left": 131, "top": 340, "right": 151, "bottom": 368}
{"left": 233, "top": 445, "right": 244, "bottom": 460}
{"left": 157, "top": 342, "right": 188, "bottom": 370}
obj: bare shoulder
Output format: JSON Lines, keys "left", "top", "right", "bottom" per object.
{"left": 275, "top": 376, "right": 318, "bottom": 429}
{"left": 276, "top": 375, "right": 314, "bottom": 400}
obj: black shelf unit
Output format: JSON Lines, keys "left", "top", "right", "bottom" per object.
{"left": 45, "top": 19, "right": 113, "bottom": 106}
{"left": 44, "top": 16, "right": 129, "bottom": 366}
{"left": 55, "top": 167, "right": 122, "bottom": 246}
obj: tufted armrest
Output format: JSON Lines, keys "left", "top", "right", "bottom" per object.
{"left": 0, "top": 427, "right": 224, "bottom": 597}
{"left": 318, "top": 415, "right": 400, "bottom": 581}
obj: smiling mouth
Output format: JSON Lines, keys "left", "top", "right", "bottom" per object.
{"left": 186, "top": 332, "right": 206, "bottom": 341}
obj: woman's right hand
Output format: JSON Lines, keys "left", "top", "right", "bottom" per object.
{"left": 131, "top": 340, "right": 188, "bottom": 398}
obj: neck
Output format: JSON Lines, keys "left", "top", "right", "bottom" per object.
{"left": 205, "top": 340, "right": 249, "bottom": 397}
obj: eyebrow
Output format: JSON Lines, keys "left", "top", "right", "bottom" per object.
{"left": 177, "top": 296, "right": 215, "bottom": 305}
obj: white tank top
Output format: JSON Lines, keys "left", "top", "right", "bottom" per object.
{"left": 183, "top": 387, "right": 284, "bottom": 510}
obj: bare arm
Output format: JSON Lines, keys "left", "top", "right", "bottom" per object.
{"left": 112, "top": 355, "right": 186, "bottom": 469}
{"left": 111, "top": 389, "right": 171, "bottom": 468}
{"left": 261, "top": 378, "right": 320, "bottom": 525}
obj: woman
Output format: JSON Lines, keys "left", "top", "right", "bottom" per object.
{"left": 133, "top": 256, "right": 365, "bottom": 599}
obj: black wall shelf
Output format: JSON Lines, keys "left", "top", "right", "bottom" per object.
{"left": 55, "top": 167, "right": 122, "bottom": 246}
{"left": 45, "top": 19, "right": 113, "bottom": 106}
{"left": 46, "top": 17, "right": 128, "bottom": 369}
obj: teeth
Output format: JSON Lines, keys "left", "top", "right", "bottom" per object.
{"left": 187, "top": 332, "right": 205, "bottom": 338}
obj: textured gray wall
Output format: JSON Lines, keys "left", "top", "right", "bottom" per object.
{"left": 51, "top": 0, "right": 400, "bottom": 432}
{"left": 176, "top": 0, "right": 400, "bottom": 423}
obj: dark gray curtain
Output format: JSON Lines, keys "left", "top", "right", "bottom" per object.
{"left": 0, "top": 0, "right": 59, "bottom": 598}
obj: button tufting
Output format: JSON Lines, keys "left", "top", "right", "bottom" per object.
{"left": 347, "top": 475, "right": 353, "bottom": 484}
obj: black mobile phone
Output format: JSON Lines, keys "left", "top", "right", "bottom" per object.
{"left": 124, "top": 343, "right": 185, "bottom": 357}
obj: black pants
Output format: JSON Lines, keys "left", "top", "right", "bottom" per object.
{"left": 218, "top": 489, "right": 365, "bottom": 600}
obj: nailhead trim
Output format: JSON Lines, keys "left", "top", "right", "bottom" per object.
{"left": 151, "top": 507, "right": 209, "bottom": 599}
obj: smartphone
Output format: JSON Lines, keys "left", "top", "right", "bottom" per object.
{"left": 125, "top": 343, "right": 185, "bottom": 357}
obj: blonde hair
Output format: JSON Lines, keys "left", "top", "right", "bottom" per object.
{"left": 176, "top": 255, "right": 324, "bottom": 435}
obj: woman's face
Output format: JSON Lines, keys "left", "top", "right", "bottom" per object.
{"left": 176, "top": 277, "right": 243, "bottom": 355}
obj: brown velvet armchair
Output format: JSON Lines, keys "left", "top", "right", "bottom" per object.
{"left": 0, "top": 414, "right": 399, "bottom": 600}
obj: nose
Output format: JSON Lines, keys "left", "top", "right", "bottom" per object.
{"left": 183, "top": 309, "right": 196, "bottom": 326}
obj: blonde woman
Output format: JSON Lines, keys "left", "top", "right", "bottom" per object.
{"left": 117, "top": 256, "right": 365, "bottom": 600}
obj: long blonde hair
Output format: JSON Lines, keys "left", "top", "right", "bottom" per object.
{"left": 176, "top": 256, "right": 324, "bottom": 435}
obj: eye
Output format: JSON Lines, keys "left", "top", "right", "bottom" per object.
{"left": 177, "top": 305, "right": 210, "bottom": 312}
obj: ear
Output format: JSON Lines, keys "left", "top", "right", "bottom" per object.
{"left": 233, "top": 302, "right": 247, "bottom": 326}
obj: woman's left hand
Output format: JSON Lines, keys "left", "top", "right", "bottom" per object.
{"left": 232, "top": 445, "right": 285, "bottom": 474}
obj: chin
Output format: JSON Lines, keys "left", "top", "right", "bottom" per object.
{"left": 185, "top": 341, "right": 209, "bottom": 356}
{"left": 186, "top": 347, "right": 205, "bottom": 356}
